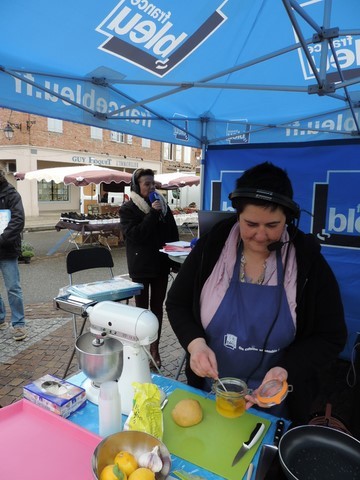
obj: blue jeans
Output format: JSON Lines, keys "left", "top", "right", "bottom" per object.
{"left": 0, "top": 259, "right": 25, "bottom": 328}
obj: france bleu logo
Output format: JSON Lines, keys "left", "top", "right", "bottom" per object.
{"left": 312, "top": 170, "right": 360, "bottom": 249}
{"left": 96, "top": 0, "right": 228, "bottom": 77}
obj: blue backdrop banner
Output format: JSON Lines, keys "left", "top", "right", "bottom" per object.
{"left": 204, "top": 140, "right": 360, "bottom": 360}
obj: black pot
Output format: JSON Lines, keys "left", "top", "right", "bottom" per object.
{"left": 278, "top": 425, "right": 360, "bottom": 480}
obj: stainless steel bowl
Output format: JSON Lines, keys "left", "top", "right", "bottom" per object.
{"left": 92, "top": 430, "right": 172, "bottom": 480}
{"left": 75, "top": 332, "right": 123, "bottom": 384}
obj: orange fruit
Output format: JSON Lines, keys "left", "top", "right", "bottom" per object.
{"left": 114, "top": 451, "right": 138, "bottom": 476}
{"left": 128, "top": 467, "right": 155, "bottom": 480}
{"left": 100, "top": 464, "right": 127, "bottom": 480}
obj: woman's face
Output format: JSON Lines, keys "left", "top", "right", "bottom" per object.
{"left": 239, "top": 204, "right": 286, "bottom": 254}
{"left": 138, "top": 175, "right": 156, "bottom": 199}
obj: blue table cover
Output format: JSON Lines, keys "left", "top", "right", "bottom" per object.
{"left": 68, "top": 372, "right": 290, "bottom": 479}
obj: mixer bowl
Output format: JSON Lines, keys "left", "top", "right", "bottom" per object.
{"left": 75, "top": 332, "right": 123, "bottom": 384}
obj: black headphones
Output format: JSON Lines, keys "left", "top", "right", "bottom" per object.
{"left": 131, "top": 168, "right": 143, "bottom": 194}
{"left": 228, "top": 187, "right": 300, "bottom": 220}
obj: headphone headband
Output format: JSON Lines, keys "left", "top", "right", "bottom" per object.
{"left": 229, "top": 187, "right": 300, "bottom": 219}
{"left": 131, "top": 168, "right": 143, "bottom": 193}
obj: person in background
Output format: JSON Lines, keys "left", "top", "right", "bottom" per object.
{"left": 0, "top": 171, "right": 27, "bottom": 341}
{"left": 120, "top": 168, "right": 179, "bottom": 368}
{"left": 166, "top": 162, "right": 347, "bottom": 425}
{"left": 100, "top": 192, "right": 108, "bottom": 203}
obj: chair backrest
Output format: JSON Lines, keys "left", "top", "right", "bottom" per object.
{"left": 197, "top": 210, "right": 236, "bottom": 237}
{"left": 66, "top": 247, "right": 114, "bottom": 282}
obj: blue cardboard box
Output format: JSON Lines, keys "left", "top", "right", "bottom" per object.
{"left": 23, "top": 374, "right": 86, "bottom": 418}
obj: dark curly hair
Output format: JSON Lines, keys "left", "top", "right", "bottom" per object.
{"left": 231, "top": 162, "right": 294, "bottom": 219}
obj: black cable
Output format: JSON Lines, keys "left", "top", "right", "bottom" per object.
{"left": 244, "top": 277, "right": 284, "bottom": 385}
{"left": 244, "top": 220, "right": 297, "bottom": 385}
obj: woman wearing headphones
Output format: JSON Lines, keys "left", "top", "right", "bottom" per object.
{"left": 120, "top": 168, "right": 179, "bottom": 368}
{"left": 166, "top": 162, "right": 347, "bottom": 425}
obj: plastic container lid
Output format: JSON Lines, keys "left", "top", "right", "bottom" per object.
{"left": 256, "top": 379, "right": 292, "bottom": 407}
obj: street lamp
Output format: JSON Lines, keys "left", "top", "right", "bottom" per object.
{"left": 4, "top": 124, "right": 14, "bottom": 140}
{"left": 3, "top": 122, "right": 21, "bottom": 140}
{"left": 2, "top": 120, "right": 36, "bottom": 139}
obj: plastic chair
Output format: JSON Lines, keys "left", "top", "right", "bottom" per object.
{"left": 66, "top": 246, "right": 114, "bottom": 339}
{"left": 62, "top": 247, "right": 115, "bottom": 379}
{"left": 175, "top": 351, "right": 187, "bottom": 380}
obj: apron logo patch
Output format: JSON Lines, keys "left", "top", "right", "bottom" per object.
{"left": 223, "top": 333, "right": 237, "bottom": 350}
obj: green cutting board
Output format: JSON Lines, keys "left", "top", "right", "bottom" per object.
{"left": 163, "top": 389, "right": 270, "bottom": 480}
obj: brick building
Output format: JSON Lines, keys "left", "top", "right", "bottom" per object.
{"left": 0, "top": 108, "right": 200, "bottom": 217}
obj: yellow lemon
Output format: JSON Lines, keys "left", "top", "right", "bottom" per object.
{"left": 100, "top": 464, "right": 127, "bottom": 480}
{"left": 128, "top": 467, "right": 155, "bottom": 480}
{"left": 114, "top": 451, "right": 138, "bottom": 476}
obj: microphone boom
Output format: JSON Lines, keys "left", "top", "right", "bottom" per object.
{"left": 267, "top": 241, "right": 286, "bottom": 252}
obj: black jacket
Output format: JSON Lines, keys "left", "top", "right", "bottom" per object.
{"left": 0, "top": 179, "right": 25, "bottom": 259}
{"left": 166, "top": 216, "right": 347, "bottom": 424}
{"left": 119, "top": 194, "right": 179, "bottom": 279}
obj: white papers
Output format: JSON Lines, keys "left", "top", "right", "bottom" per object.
{"left": 0, "top": 210, "right": 11, "bottom": 234}
{"left": 160, "top": 250, "right": 190, "bottom": 257}
{"left": 160, "top": 240, "right": 191, "bottom": 256}
{"left": 165, "top": 241, "right": 191, "bottom": 247}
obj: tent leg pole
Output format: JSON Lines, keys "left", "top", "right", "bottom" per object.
{"left": 199, "top": 118, "right": 208, "bottom": 211}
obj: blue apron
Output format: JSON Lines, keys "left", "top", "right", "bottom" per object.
{"left": 205, "top": 246, "right": 295, "bottom": 392}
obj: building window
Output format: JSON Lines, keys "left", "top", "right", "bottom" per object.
{"left": 47, "top": 118, "right": 63, "bottom": 133}
{"left": 110, "top": 131, "right": 125, "bottom": 143}
{"left": 38, "top": 180, "right": 69, "bottom": 202}
{"left": 91, "top": 126, "right": 103, "bottom": 140}
{"left": 183, "top": 146, "right": 191, "bottom": 164}
{"left": 163, "top": 143, "right": 173, "bottom": 160}
{"left": 142, "top": 137, "right": 151, "bottom": 148}
{"left": 127, "top": 135, "right": 133, "bottom": 144}
{"left": 175, "top": 144, "right": 182, "bottom": 161}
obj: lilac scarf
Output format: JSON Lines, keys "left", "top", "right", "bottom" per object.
{"left": 200, "top": 222, "right": 297, "bottom": 329}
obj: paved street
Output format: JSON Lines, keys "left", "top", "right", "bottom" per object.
{"left": 0, "top": 221, "right": 188, "bottom": 407}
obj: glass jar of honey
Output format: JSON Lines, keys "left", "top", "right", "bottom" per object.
{"left": 215, "top": 377, "right": 249, "bottom": 418}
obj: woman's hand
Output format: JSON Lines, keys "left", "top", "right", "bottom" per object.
{"left": 245, "top": 366, "right": 288, "bottom": 410}
{"left": 151, "top": 200, "right": 162, "bottom": 211}
{"left": 187, "top": 338, "right": 219, "bottom": 380}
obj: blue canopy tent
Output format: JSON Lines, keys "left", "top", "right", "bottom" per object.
{"left": 0, "top": 0, "right": 359, "bottom": 357}
{"left": 0, "top": 0, "right": 359, "bottom": 147}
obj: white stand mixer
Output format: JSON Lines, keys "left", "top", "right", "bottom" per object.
{"left": 84, "top": 301, "right": 158, "bottom": 415}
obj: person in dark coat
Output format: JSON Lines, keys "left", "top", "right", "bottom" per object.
{"left": 119, "top": 168, "right": 179, "bottom": 368}
{"left": 166, "top": 162, "right": 347, "bottom": 425}
{"left": 0, "top": 171, "right": 26, "bottom": 341}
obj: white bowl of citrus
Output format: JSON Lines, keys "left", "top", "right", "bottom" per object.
{"left": 92, "top": 430, "right": 171, "bottom": 480}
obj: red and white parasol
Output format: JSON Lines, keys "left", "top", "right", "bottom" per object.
{"left": 14, "top": 165, "right": 132, "bottom": 186}
{"left": 155, "top": 172, "right": 200, "bottom": 189}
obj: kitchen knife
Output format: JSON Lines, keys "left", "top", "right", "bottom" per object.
{"left": 254, "top": 419, "right": 285, "bottom": 480}
{"left": 232, "top": 422, "right": 265, "bottom": 466}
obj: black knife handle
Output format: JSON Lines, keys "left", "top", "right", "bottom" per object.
{"left": 245, "top": 422, "right": 263, "bottom": 447}
{"left": 273, "top": 419, "right": 285, "bottom": 447}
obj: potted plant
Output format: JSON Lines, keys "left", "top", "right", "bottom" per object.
{"left": 19, "top": 241, "right": 35, "bottom": 264}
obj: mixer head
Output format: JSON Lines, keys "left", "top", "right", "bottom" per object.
{"left": 87, "top": 301, "right": 159, "bottom": 346}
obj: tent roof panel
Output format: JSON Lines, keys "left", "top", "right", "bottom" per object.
{"left": 1, "top": 0, "right": 359, "bottom": 147}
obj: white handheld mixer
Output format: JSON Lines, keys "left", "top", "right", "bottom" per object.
{"left": 84, "top": 301, "right": 158, "bottom": 415}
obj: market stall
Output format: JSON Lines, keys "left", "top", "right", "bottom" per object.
{"left": 55, "top": 218, "right": 122, "bottom": 249}
{"left": 171, "top": 207, "right": 198, "bottom": 236}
